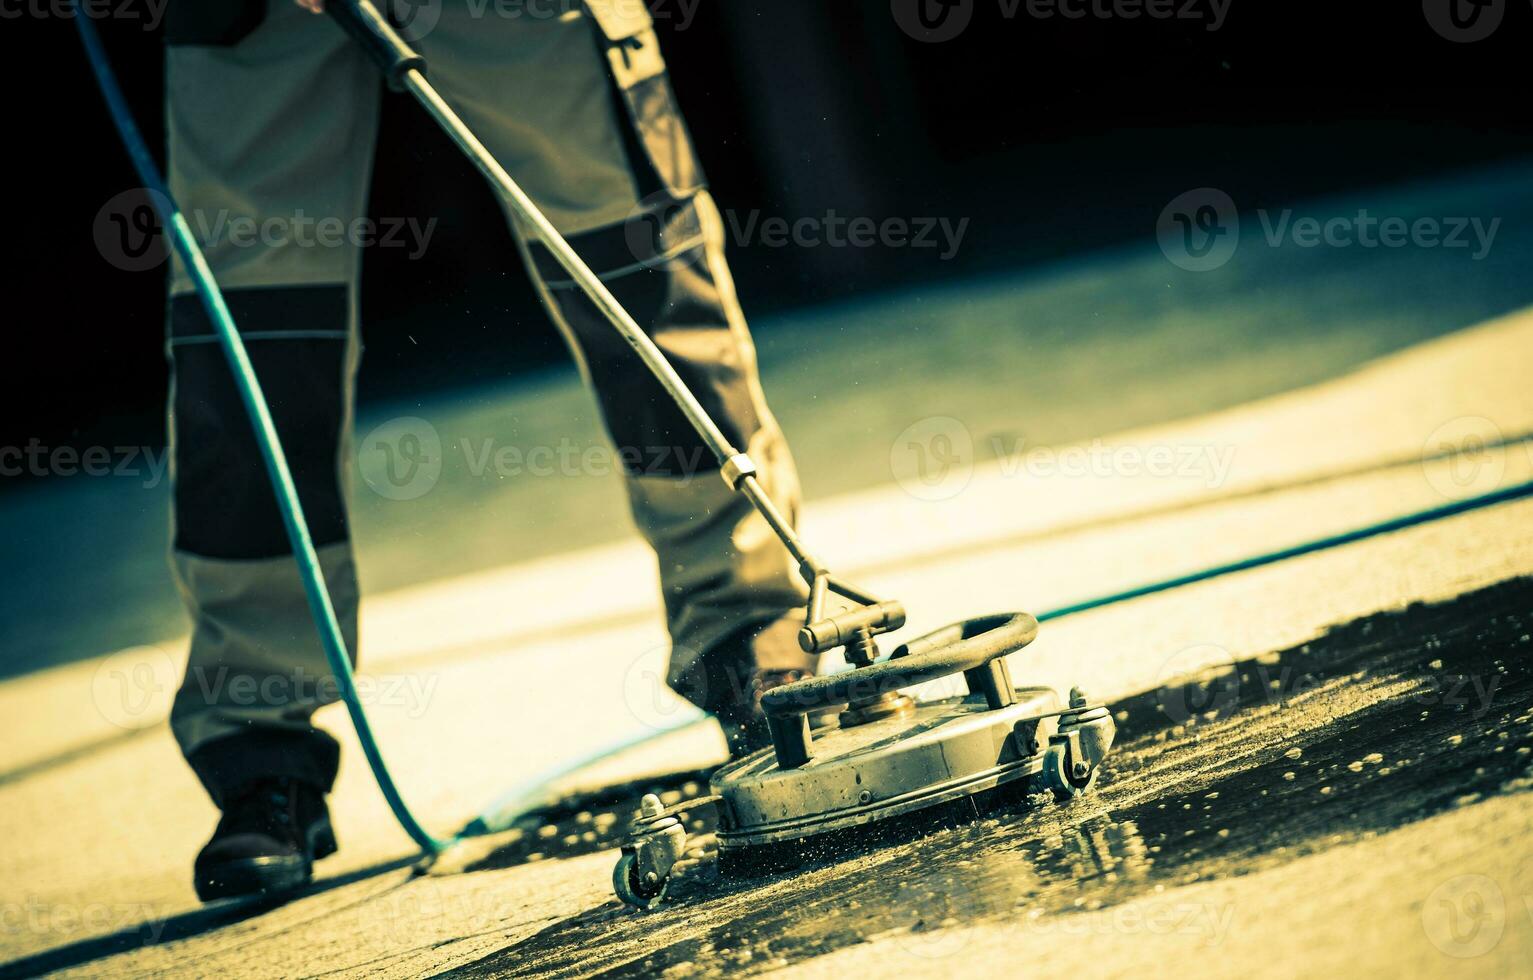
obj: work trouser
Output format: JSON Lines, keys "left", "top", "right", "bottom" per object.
{"left": 162, "top": 0, "right": 807, "bottom": 805}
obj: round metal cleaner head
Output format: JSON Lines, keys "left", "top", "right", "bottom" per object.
{"left": 711, "top": 686, "right": 1065, "bottom": 871}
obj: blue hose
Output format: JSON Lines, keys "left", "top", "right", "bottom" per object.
{"left": 1037, "top": 477, "right": 1533, "bottom": 622}
{"left": 76, "top": 9, "right": 1533, "bottom": 852}
{"left": 74, "top": 8, "right": 447, "bottom": 854}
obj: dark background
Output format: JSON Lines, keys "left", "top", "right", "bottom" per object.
{"left": 7, "top": 0, "right": 1532, "bottom": 461}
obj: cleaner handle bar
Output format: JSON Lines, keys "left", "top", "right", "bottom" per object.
{"left": 328, "top": 0, "right": 426, "bottom": 91}
{"left": 799, "top": 600, "right": 908, "bottom": 655}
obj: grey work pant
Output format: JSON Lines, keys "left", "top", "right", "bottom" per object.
{"left": 162, "top": 0, "right": 807, "bottom": 802}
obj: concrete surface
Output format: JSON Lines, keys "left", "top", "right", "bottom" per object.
{"left": 3, "top": 295, "right": 1532, "bottom": 976}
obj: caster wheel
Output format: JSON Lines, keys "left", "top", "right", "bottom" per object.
{"left": 612, "top": 852, "right": 669, "bottom": 911}
{"left": 1040, "top": 741, "right": 1097, "bottom": 802}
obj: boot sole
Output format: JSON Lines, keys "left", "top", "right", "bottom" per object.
{"left": 194, "top": 815, "right": 336, "bottom": 903}
{"left": 195, "top": 855, "right": 311, "bottom": 903}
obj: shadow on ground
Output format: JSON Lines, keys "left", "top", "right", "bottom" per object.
{"left": 0, "top": 856, "right": 419, "bottom": 980}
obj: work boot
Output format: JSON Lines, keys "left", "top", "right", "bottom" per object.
{"left": 677, "top": 616, "right": 826, "bottom": 759}
{"left": 715, "top": 666, "right": 822, "bottom": 758}
{"left": 193, "top": 777, "right": 336, "bottom": 902}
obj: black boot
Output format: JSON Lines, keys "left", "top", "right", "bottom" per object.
{"left": 193, "top": 778, "right": 337, "bottom": 902}
{"left": 716, "top": 667, "right": 820, "bottom": 758}
{"left": 677, "top": 617, "right": 823, "bottom": 759}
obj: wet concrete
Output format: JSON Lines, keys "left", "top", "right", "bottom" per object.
{"left": 442, "top": 577, "right": 1533, "bottom": 978}
{"left": 450, "top": 772, "right": 718, "bottom": 876}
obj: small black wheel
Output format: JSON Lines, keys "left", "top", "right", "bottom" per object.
{"left": 612, "top": 852, "right": 668, "bottom": 911}
{"left": 1040, "top": 742, "right": 1096, "bottom": 802}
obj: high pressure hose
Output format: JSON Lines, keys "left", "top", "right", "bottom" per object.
{"left": 75, "top": 2, "right": 1533, "bottom": 852}
{"left": 73, "top": 6, "right": 448, "bottom": 854}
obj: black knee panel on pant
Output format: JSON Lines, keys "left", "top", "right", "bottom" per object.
{"left": 186, "top": 728, "right": 341, "bottom": 807}
{"left": 169, "top": 285, "right": 352, "bottom": 559}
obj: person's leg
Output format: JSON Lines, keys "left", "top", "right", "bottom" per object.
{"left": 162, "top": 0, "right": 379, "bottom": 895}
{"left": 416, "top": 2, "right": 810, "bottom": 737}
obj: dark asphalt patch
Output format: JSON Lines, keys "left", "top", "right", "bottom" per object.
{"left": 440, "top": 577, "right": 1533, "bottom": 979}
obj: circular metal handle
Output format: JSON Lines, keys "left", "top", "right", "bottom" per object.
{"left": 760, "top": 612, "right": 1038, "bottom": 719}
{"left": 761, "top": 612, "right": 1039, "bottom": 768}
